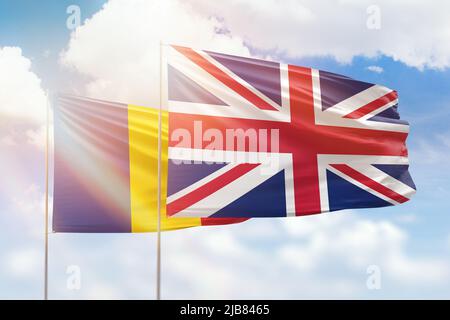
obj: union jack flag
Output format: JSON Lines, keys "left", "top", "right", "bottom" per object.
{"left": 164, "top": 45, "right": 416, "bottom": 218}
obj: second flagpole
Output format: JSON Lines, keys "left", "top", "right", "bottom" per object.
{"left": 156, "top": 41, "right": 163, "bottom": 301}
{"left": 44, "top": 91, "right": 50, "bottom": 300}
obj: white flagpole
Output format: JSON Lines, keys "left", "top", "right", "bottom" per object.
{"left": 44, "top": 91, "right": 50, "bottom": 300}
{"left": 156, "top": 41, "right": 163, "bottom": 300}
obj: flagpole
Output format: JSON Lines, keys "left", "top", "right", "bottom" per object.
{"left": 44, "top": 91, "right": 50, "bottom": 300}
{"left": 156, "top": 41, "right": 163, "bottom": 301}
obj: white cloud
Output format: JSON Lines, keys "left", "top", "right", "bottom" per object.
{"left": 191, "top": 0, "right": 450, "bottom": 70}
{"left": 25, "top": 125, "right": 47, "bottom": 149}
{"left": 0, "top": 134, "right": 16, "bottom": 146}
{"left": 0, "top": 47, "right": 47, "bottom": 124}
{"left": 367, "top": 65, "right": 384, "bottom": 73}
{"left": 42, "top": 49, "right": 51, "bottom": 59}
{"left": 412, "top": 132, "right": 450, "bottom": 165}
{"left": 59, "top": 0, "right": 450, "bottom": 106}
{"left": 60, "top": 0, "right": 251, "bottom": 106}
{"left": 9, "top": 184, "right": 48, "bottom": 239}
{"left": 11, "top": 184, "right": 45, "bottom": 217}
{"left": 394, "top": 214, "right": 417, "bottom": 224}
{"left": 0, "top": 46, "right": 48, "bottom": 151}
{"left": 3, "top": 247, "right": 41, "bottom": 279}
{"left": 159, "top": 213, "right": 450, "bottom": 299}
{"left": 9, "top": 211, "right": 446, "bottom": 299}
{"left": 278, "top": 213, "right": 448, "bottom": 285}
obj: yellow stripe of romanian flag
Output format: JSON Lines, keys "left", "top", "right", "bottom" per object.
{"left": 127, "top": 105, "right": 202, "bottom": 232}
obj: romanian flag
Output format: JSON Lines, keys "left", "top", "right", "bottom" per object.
{"left": 52, "top": 95, "right": 244, "bottom": 232}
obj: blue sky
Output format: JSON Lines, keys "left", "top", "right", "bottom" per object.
{"left": 1, "top": 0, "right": 450, "bottom": 299}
